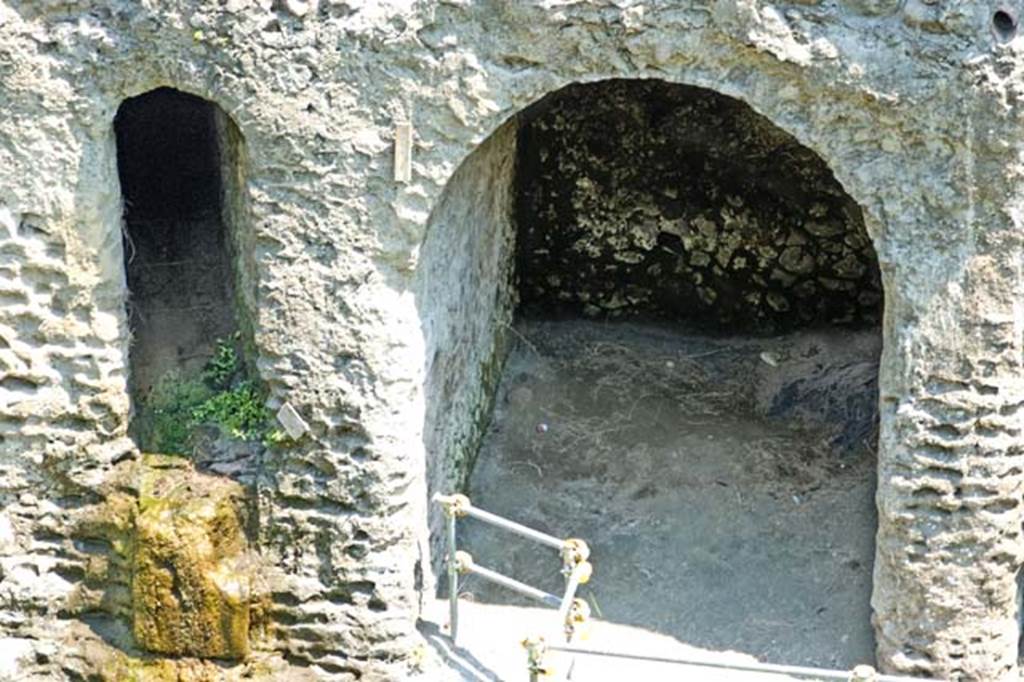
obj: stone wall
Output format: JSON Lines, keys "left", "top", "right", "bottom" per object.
{"left": 515, "top": 79, "right": 882, "bottom": 332}
{"left": 1, "top": 1, "right": 1023, "bottom": 680}
{"left": 417, "top": 121, "right": 518, "bottom": 580}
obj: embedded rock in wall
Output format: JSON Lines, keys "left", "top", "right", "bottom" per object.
{"left": 842, "top": 0, "right": 900, "bottom": 15}
{"left": 63, "top": 456, "right": 270, "bottom": 678}
{"left": 132, "top": 455, "right": 255, "bottom": 660}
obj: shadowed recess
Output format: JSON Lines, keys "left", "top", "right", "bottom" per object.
{"left": 514, "top": 79, "right": 882, "bottom": 334}
{"left": 115, "top": 88, "right": 241, "bottom": 432}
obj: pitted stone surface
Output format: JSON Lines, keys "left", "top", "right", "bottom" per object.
{"left": 0, "top": 1, "right": 1023, "bottom": 680}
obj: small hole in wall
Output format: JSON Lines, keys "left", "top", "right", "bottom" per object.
{"left": 994, "top": 8, "right": 1018, "bottom": 41}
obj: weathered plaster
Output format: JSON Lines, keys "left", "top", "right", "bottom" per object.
{"left": 1, "top": 1, "right": 1023, "bottom": 680}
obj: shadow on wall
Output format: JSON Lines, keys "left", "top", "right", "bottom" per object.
{"left": 416, "top": 120, "right": 520, "bottom": 582}
{"left": 514, "top": 80, "right": 882, "bottom": 332}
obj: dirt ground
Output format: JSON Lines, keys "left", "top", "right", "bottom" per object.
{"left": 449, "top": 318, "right": 881, "bottom": 674}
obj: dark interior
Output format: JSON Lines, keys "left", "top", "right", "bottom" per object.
{"left": 115, "top": 88, "right": 238, "bottom": 406}
{"left": 513, "top": 79, "right": 882, "bottom": 334}
{"left": 116, "top": 87, "right": 222, "bottom": 221}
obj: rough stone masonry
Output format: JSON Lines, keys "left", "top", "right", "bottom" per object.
{"left": 2, "top": 0, "right": 1024, "bottom": 680}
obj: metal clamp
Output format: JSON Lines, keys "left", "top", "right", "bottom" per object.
{"left": 850, "top": 665, "right": 877, "bottom": 682}
{"left": 572, "top": 561, "right": 592, "bottom": 585}
{"left": 561, "top": 538, "right": 590, "bottom": 572}
{"left": 523, "top": 636, "right": 550, "bottom": 680}
{"left": 454, "top": 550, "right": 474, "bottom": 574}
{"left": 436, "top": 493, "right": 470, "bottom": 518}
{"left": 564, "top": 597, "right": 591, "bottom": 639}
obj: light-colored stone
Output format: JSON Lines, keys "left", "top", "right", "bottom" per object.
{"left": 0, "top": 1, "right": 1023, "bottom": 680}
{"left": 0, "top": 637, "right": 35, "bottom": 679}
{"left": 275, "top": 402, "right": 309, "bottom": 440}
{"left": 394, "top": 121, "right": 414, "bottom": 183}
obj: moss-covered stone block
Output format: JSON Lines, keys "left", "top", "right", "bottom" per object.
{"left": 132, "top": 454, "right": 251, "bottom": 660}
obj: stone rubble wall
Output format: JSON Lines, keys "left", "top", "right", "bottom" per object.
{"left": 514, "top": 78, "right": 882, "bottom": 332}
{"left": 0, "top": 1, "right": 1022, "bottom": 680}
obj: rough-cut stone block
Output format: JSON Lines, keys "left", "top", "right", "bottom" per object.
{"left": 132, "top": 455, "right": 251, "bottom": 660}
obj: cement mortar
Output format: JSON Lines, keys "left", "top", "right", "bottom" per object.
{"left": 1, "top": 1, "right": 1023, "bottom": 680}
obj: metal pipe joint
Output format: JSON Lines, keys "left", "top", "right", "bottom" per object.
{"left": 435, "top": 492, "right": 470, "bottom": 518}
{"left": 564, "top": 597, "right": 590, "bottom": 639}
{"left": 522, "top": 636, "right": 550, "bottom": 680}
{"left": 454, "top": 550, "right": 474, "bottom": 574}
{"left": 560, "top": 538, "right": 590, "bottom": 574}
{"left": 850, "top": 665, "right": 877, "bottom": 682}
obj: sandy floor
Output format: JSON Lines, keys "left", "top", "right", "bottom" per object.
{"left": 420, "top": 600, "right": 815, "bottom": 681}
{"left": 430, "top": 319, "right": 882, "bottom": 678}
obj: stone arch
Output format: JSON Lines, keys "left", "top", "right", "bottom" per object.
{"left": 417, "top": 76, "right": 885, "bottom": 668}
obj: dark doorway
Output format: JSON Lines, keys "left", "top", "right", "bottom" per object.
{"left": 115, "top": 88, "right": 240, "bottom": 440}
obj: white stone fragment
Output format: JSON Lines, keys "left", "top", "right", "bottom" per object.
{"left": 91, "top": 311, "right": 121, "bottom": 342}
{"left": 283, "top": 0, "right": 317, "bottom": 17}
{"left": 0, "top": 512, "right": 15, "bottom": 552}
{"left": 0, "top": 638, "right": 35, "bottom": 679}
{"left": 394, "top": 121, "right": 413, "bottom": 184}
{"left": 276, "top": 402, "right": 309, "bottom": 439}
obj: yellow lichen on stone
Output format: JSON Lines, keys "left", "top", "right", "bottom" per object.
{"left": 132, "top": 454, "right": 251, "bottom": 660}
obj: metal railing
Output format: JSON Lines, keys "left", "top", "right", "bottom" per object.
{"left": 433, "top": 493, "right": 591, "bottom": 680}
{"left": 538, "top": 644, "right": 940, "bottom": 681}
{"left": 433, "top": 492, "right": 940, "bottom": 682}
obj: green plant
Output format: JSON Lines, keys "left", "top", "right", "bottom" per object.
{"left": 202, "top": 334, "right": 241, "bottom": 390}
{"left": 134, "top": 336, "right": 282, "bottom": 456}
{"left": 263, "top": 428, "right": 289, "bottom": 446}
{"left": 190, "top": 381, "right": 268, "bottom": 441}
{"left": 136, "top": 373, "right": 213, "bottom": 455}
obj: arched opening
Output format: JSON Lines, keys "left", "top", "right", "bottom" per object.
{"left": 115, "top": 87, "right": 253, "bottom": 454}
{"left": 419, "top": 79, "right": 882, "bottom": 670}
{"left": 102, "top": 88, "right": 268, "bottom": 664}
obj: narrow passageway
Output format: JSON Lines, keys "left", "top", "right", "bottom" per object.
{"left": 116, "top": 87, "right": 239, "bottom": 404}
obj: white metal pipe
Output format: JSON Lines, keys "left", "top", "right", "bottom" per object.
{"left": 556, "top": 563, "right": 586, "bottom": 637}
{"left": 461, "top": 503, "right": 567, "bottom": 551}
{"left": 544, "top": 645, "right": 941, "bottom": 682}
{"left": 462, "top": 560, "right": 563, "bottom": 608}
{"left": 446, "top": 511, "right": 459, "bottom": 645}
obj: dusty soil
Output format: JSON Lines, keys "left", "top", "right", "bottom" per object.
{"left": 452, "top": 318, "right": 881, "bottom": 672}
